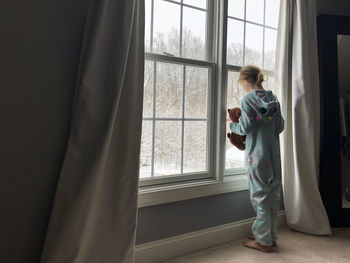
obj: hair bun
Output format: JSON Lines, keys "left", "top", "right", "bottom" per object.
{"left": 256, "top": 71, "right": 264, "bottom": 86}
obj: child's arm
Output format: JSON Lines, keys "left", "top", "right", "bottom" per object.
{"left": 229, "top": 97, "right": 255, "bottom": 136}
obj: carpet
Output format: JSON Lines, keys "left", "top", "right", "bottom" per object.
{"left": 165, "top": 226, "right": 350, "bottom": 263}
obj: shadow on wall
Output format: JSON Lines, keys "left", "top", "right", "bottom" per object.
{"left": 0, "top": 0, "right": 90, "bottom": 262}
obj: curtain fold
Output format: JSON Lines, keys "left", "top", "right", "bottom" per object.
{"left": 275, "top": 0, "right": 331, "bottom": 235}
{"left": 40, "top": 0, "right": 144, "bottom": 262}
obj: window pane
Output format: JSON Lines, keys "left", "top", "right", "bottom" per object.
{"left": 265, "top": 0, "right": 280, "bottom": 28}
{"left": 182, "top": 7, "right": 206, "bottom": 60}
{"left": 246, "top": 0, "right": 264, "bottom": 24}
{"left": 155, "top": 62, "right": 183, "bottom": 118}
{"left": 153, "top": 0, "right": 180, "bottom": 56}
{"left": 228, "top": 0, "right": 244, "bottom": 19}
{"left": 145, "top": 0, "right": 152, "bottom": 52}
{"left": 143, "top": 60, "right": 154, "bottom": 118}
{"left": 265, "top": 75, "right": 276, "bottom": 93}
{"left": 263, "top": 28, "right": 277, "bottom": 71}
{"left": 140, "top": 120, "right": 153, "bottom": 178}
{"left": 183, "top": 121, "right": 208, "bottom": 173}
{"left": 184, "top": 0, "right": 207, "bottom": 9}
{"left": 225, "top": 123, "right": 245, "bottom": 169}
{"left": 185, "top": 66, "right": 208, "bottom": 118}
{"left": 226, "top": 71, "right": 245, "bottom": 169}
{"left": 154, "top": 121, "right": 182, "bottom": 176}
{"left": 227, "top": 19, "right": 244, "bottom": 66}
{"left": 245, "top": 23, "right": 263, "bottom": 67}
{"left": 226, "top": 71, "right": 244, "bottom": 109}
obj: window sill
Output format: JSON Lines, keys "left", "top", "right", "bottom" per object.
{"left": 137, "top": 174, "right": 248, "bottom": 208}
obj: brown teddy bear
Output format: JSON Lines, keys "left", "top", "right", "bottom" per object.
{"left": 227, "top": 108, "right": 246, "bottom": 151}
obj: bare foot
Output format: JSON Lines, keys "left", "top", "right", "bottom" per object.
{"left": 242, "top": 240, "right": 272, "bottom": 253}
{"left": 248, "top": 235, "right": 278, "bottom": 247}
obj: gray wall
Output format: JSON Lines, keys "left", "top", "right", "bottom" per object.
{"left": 136, "top": 190, "right": 284, "bottom": 244}
{"left": 0, "top": 0, "right": 89, "bottom": 262}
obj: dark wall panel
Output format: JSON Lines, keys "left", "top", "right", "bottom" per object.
{"left": 0, "top": 1, "right": 89, "bottom": 262}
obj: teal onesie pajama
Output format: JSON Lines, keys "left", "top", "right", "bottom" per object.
{"left": 230, "top": 89, "right": 284, "bottom": 246}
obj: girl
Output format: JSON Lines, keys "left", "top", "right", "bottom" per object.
{"left": 230, "top": 65, "right": 284, "bottom": 253}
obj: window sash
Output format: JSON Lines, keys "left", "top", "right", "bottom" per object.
{"left": 140, "top": 53, "right": 216, "bottom": 187}
{"left": 140, "top": 0, "right": 217, "bottom": 186}
{"left": 148, "top": 0, "right": 213, "bottom": 61}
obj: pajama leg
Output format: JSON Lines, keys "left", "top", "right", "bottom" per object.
{"left": 248, "top": 178, "right": 273, "bottom": 246}
{"left": 269, "top": 181, "right": 281, "bottom": 242}
{"left": 270, "top": 206, "right": 278, "bottom": 242}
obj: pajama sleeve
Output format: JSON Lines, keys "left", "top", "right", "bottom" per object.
{"left": 276, "top": 114, "right": 285, "bottom": 134}
{"left": 230, "top": 97, "right": 255, "bottom": 136}
{"left": 274, "top": 96, "right": 285, "bottom": 134}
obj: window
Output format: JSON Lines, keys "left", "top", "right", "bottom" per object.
{"left": 140, "top": 0, "right": 280, "bottom": 188}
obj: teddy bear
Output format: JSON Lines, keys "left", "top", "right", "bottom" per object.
{"left": 227, "top": 108, "right": 246, "bottom": 151}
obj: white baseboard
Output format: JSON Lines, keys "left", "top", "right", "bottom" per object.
{"left": 134, "top": 210, "right": 286, "bottom": 263}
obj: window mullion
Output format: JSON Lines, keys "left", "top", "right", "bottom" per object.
{"left": 214, "top": 0, "right": 228, "bottom": 182}
{"left": 206, "top": 0, "right": 213, "bottom": 61}
{"left": 151, "top": 61, "right": 157, "bottom": 177}
{"left": 207, "top": 0, "right": 217, "bottom": 178}
{"left": 243, "top": 0, "right": 247, "bottom": 65}
{"left": 262, "top": 0, "right": 266, "bottom": 69}
{"left": 150, "top": 0, "right": 154, "bottom": 53}
{"left": 180, "top": 0, "right": 183, "bottom": 57}
{"left": 181, "top": 65, "right": 186, "bottom": 175}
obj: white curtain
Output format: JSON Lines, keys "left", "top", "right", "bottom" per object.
{"left": 40, "top": 0, "right": 144, "bottom": 262}
{"left": 275, "top": 0, "right": 332, "bottom": 235}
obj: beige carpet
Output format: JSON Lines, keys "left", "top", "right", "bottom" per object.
{"left": 164, "top": 226, "right": 350, "bottom": 263}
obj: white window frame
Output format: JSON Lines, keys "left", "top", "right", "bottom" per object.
{"left": 139, "top": 0, "right": 280, "bottom": 207}
{"left": 139, "top": 0, "right": 218, "bottom": 188}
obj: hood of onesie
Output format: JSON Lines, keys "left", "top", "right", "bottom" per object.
{"left": 246, "top": 90, "right": 279, "bottom": 123}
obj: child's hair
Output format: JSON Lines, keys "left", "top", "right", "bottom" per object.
{"left": 238, "top": 65, "right": 265, "bottom": 87}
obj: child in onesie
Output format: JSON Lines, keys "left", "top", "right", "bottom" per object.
{"left": 230, "top": 65, "right": 284, "bottom": 253}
